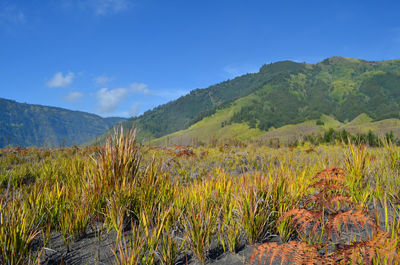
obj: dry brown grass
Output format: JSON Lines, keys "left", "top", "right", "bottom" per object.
{"left": 248, "top": 168, "right": 400, "bottom": 265}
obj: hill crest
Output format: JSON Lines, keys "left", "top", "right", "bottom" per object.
{"left": 0, "top": 97, "right": 125, "bottom": 147}
{"left": 98, "top": 56, "right": 400, "bottom": 144}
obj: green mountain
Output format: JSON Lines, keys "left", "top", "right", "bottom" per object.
{"left": 111, "top": 56, "right": 400, "bottom": 144}
{"left": 0, "top": 98, "right": 126, "bottom": 147}
{"left": 228, "top": 57, "right": 400, "bottom": 130}
{"left": 114, "top": 60, "right": 310, "bottom": 140}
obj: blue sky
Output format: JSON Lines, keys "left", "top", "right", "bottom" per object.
{"left": 1, "top": 0, "right": 400, "bottom": 118}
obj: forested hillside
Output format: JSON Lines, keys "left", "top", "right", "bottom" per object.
{"left": 0, "top": 98, "right": 125, "bottom": 147}
{"left": 229, "top": 57, "right": 400, "bottom": 131}
{"left": 119, "top": 61, "right": 309, "bottom": 139}
{"left": 114, "top": 56, "right": 400, "bottom": 142}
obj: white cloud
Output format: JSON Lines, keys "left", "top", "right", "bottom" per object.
{"left": 0, "top": 4, "right": 25, "bottom": 26}
{"left": 154, "top": 89, "right": 189, "bottom": 98}
{"left": 129, "top": 83, "right": 187, "bottom": 98}
{"left": 95, "top": 82, "right": 149, "bottom": 115}
{"left": 47, "top": 72, "right": 75, "bottom": 87}
{"left": 130, "top": 82, "right": 150, "bottom": 95}
{"left": 129, "top": 102, "right": 140, "bottom": 117}
{"left": 94, "top": 75, "right": 112, "bottom": 84}
{"left": 65, "top": 0, "right": 131, "bottom": 16}
{"left": 64, "top": 91, "right": 84, "bottom": 102}
{"left": 91, "top": 0, "right": 130, "bottom": 15}
{"left": 96, "top": 87, "right": 129, "bottom": 114}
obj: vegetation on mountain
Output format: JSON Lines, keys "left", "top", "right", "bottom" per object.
{"left": 115, "top": 57, "right": 400, "bottom": 143}
{"left": 0, "top": 98, "right": 125, "bottom": 147}
{"left": 4, "top": 56, "right": 400, "bottom": 147}
{"left": 229, "top": 57, "right": 400, "bottom": 131}
{"left": 302, "top": 128, "right": 398, "bottom": 147}
{"left": 118, "top": 61, "right": 309, "bottom": 140}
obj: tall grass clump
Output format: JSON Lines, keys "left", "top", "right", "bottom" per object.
{"left": 0, "top": 195, "right": 40, "bottom": 265}
{"left": 88, "top": 126, "right": 140, "bottom": 190}
{"left": 86, "top": 126, "right": 141, "bottom": 219}
{"left": 183, "top": 200, "right": 218, "bottom": 264}
{"left": 236, "top": 173, "right": 280, "bottom": 245}
{"left": 182, "top": 180, "right": 220, "bottom": 264}
{"left": 382, "top": 138, "right": 400, "bottom": 172}
{"left": 344, "top": 143, "right": 372, "bottom": 204}
{"left": 2, "top": 132, "right": 400, "bottom": 264}
{"left": 113, "top": 223, "right": 145, "bottom": 265}
{"left": 214, "top": 172, "right": 241, "bottom": 253}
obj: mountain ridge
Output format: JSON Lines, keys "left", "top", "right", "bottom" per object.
{"left": 0, "top": 97, "right": 125, "bottom": 147}
{"left": 5, "top": 56, "right": 400, "bottom": 147}
{"left": 113, "top": 60, "right": 312, "bottom": 141}
{"left": 108, "top": 56, "right": 400, "bottom": 143}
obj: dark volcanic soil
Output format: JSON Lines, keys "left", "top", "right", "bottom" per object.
{"left": 38, "top": 227, "right": 254, "bottom": 265}
{"left": 35, "top": 199, "right": 397, "bottom": 265}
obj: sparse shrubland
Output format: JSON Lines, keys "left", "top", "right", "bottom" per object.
{"left": 0, "top": 127, "right": 399, "bottom": 264}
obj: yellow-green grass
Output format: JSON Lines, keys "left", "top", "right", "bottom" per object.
{"left": 0, "top": 129, "right": 399, "bottom": 264}
{"left": 321, "top": 113, "right": 400, "bottom": 139}
{"left": 150, "top": 106, "right": 400, "bottom": 147}
{"left": 252, "top": 114, "right": 340, "bottom": 145}
{"left": 256, "top": 113, "right": 400, "bottom": 145}
{"left": 344, "top": 113, "right": 373, "bottom": 125}
{"left": 341, "top": 117, "right": 400, "bottom": 137}
{"left": 320, "top": 114, "right": 343, "bottom": 128}
{"left": 151, "top": 102, "right": 400, "bottom": 147}
{"left": 317, "top": 113, "right": 400, "bottom": 139}
{"left": 151, "top": 95, "right": 265, "bottom": 146}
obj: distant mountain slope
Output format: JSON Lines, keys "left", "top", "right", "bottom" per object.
{"left": 104, "top": 56, "right": 400, "bottom": 144}
{"left": 117, "top": 61, "right": 307, "bottom": 140}
{"left": 152, "top": 112, "right": 400, "bottom": 146}
{"left": 150, "top": 96, "right": 266, "bottom": 145}
{"left": 0, "top": 98, "right": 126, "bottom": 147}
{"left": 228, "top": 57, "right": 400, "bottom": 131}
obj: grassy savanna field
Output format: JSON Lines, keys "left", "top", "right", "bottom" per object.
{"left": 1, "top": 128, "right": 400, "bottom": 264}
